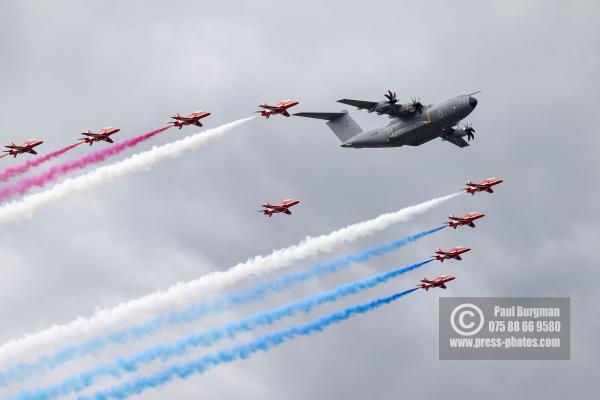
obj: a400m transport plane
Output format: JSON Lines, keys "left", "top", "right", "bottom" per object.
{"left": 294, "top": 90, "right": 479, "bottom": 148}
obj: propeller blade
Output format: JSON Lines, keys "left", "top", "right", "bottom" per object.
{"left": 410, "top": 98, "right": 423, "bottom": 114}
{"left": 385, "top": 90, "right": 398, "bottom": 104}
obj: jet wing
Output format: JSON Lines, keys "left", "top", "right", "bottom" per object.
{"left": 444, "top": 136, "right": 470, "bottom": 148}
{"left": 337, "top": 99, "right": 378, "bottom": 110}
{"left": 337, "top": 99, "right": 409, "bottom": 118}
{"left": 452, "top": 217, "right": 468, "bottom": 222}
{"left": 260, "top": 105, "right": 281, "bottom": 111}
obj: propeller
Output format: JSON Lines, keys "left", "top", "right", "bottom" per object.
{"left": 462, "top": 123, "right": 475, "bottom": 141}
{"left": 384, "top": 90, "right": 398, "bottom": 105}
{"left": 410, "top": 98, "right": 424, "bottom": 115}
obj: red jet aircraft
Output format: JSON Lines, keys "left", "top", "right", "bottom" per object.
{"left": 2, "top": 139, "right": 44, "bottom": 158}
{"left": 464, "top": 178, "right": 503, "bottom": 195}
{"left": 256, "top": 100, "right": 299, "bottom": 118}
{"left": 169, "top": 111, "right": 211, "bottom": 129}
{"left": 258, "top": 199, "right": 300, "bottom": 217}
{"left": 434, "top": 246, "right": 471, "bottom": 262}
{"left": 447, "top": 213, "right": 485, "bottom": 229}
{"left": 79, "top": 127, "right": 121, "bottom": 145}
{"left": 419, "top": 275, "right": 456, "bottom": 291}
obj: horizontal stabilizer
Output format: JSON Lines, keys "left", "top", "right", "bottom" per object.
{"left": 294, "top": 110, "right": 362, "bottom": 142}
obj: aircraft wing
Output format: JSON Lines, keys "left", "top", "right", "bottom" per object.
{"left": 337, "top": 99, "right": 408, "bottom": 118}
{"left": 264, "top": 204, "right": 287, "bottom": 211}
{"left": 260, "top": 105, "right": 280, "bottom": 111}
{"left": 337, "top": 99, "right": 378, "bottom": 110}
{"left": 444, "top": 136, "right": 470, "bottom": 148}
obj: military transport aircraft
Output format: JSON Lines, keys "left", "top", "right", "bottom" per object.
{"left": 79, "top": 127, "right": 121, "bottom": 145}
{"left": 169, "top": 111, "right": 211, "bottom": 129}
{"left": 294, "top": 90, "right": 479, "bottom": 148}
{"left": 419, "top": 275, "right": 456, "bottom": 291}
{"left": 464, "top": 178, "right": 504, "bottom": 195}
{"left": 257, "top": 100, "right": 299, "bottom": 118}
{"left": 258, "top": 199, "right": 300, "bottom": 217}
{"left": 447, "top": 213, "right": 485, "bottom": 229}
{"left": 1, "top": 139, "right": 44, "bottom": 158}
{"left": 434, "top": 246, "right": 471, "bottom": 262}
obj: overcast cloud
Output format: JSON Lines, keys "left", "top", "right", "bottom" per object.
{"left": 0, "top": 1, "right": 598, "bottom": 399}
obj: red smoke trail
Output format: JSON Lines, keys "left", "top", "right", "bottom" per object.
{"left": 0, "top": 142, "right": 83, "bottom": 182}
{"left": 0, "top": 126, "right": 171, "bottom": 202}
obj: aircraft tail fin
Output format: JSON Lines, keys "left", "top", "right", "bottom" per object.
{"left": 294, "top": 110, "right": 362, "bottom": 143}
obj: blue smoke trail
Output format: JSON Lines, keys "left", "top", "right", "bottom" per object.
{"left": 2, "top": 226, "right": 444, "bottom": 386}
{"left": 16, "top": 260, "right": 430, "bottom": 400}
{"left": 84, "top": 288, "right": 419, "bottom": 400}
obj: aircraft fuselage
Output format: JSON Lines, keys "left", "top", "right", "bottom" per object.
{"left": 341, "top": 94, "right": 477, "bottom": 148}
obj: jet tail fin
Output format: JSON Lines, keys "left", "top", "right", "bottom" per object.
{"left": 294, "top": 110, "right": 362, "bottom": 143}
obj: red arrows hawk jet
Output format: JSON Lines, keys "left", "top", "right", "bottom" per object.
{"left": 2, "top": 139, "right": 44, "bottom": 158}
{"left": 259, "top": 199, "right": 300, "bottom": 217}
{"left": 434, "top": 246, "right": 471, "bottom": 262}
{"left": 419, "top": 275, "right": 456, "bottom": 291}
{"left": 257, "top": 100, "right": 299, "bottom": 118}
{"left": 79, "top": 127, "right": 121, "bottom": 145}
{"left": 464, "top": 178, "right": 503, "bottom": 195}
{"left": 169, "top": 111, "right": 211, "bottom": 129}
{"left": 447, "top": 213, "right": 485, "bottom": 229}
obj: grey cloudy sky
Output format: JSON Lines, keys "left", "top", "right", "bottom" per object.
{"left": 0, "top": 0, "right": 598, "bottom": 398}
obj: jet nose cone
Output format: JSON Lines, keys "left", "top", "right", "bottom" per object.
{"left": 469, "top": 96, "right": 478, "bottom": 108}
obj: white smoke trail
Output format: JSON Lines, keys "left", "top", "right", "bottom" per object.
{"left": 0, "top": 117, "right": 255, "bottom": 224}
{"left": 0, "top": 193, "right": 460, "bottom": 366}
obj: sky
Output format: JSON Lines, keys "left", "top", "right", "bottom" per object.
{"left": 0, "top": 0, "right": 598, "bottom": 398}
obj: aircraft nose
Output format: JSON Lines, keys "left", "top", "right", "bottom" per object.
{"left": 469, "top": 96, "right": 478, "bottom": 108}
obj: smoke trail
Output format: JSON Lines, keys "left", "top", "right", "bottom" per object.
{"left": 0, "top": 126, "right": 171, "bottom": 202}
{"left": 0, "top": 143, "right": 83, "bottom": 182}
{"left": 0, "top": 192, "right": 458, "bottom": 369}
{"left": 0, "top": 117, "right": 254, "bottom": 224}
{"left": 0, "top": 227, "right": 443, "bottom": 385}
{"left": 85, "top": 289, "right": 419, "bottom": 400}
{"left": 17, "top": 261, "right": 429, "bottom": 399}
